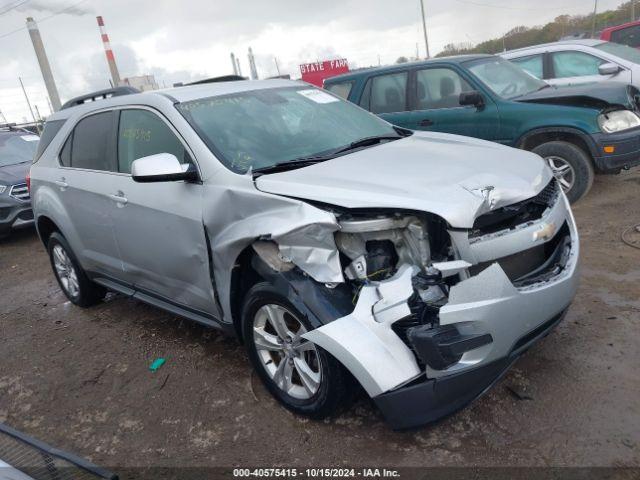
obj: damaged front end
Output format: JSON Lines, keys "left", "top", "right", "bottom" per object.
{"left": 286, "top": 179, "right": 581, "bottom": 429}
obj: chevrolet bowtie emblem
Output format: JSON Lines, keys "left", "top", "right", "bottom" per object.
{"left": 533, "top": 222, "right": 557, "bottom": 241}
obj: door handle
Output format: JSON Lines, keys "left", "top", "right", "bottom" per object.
{"left": 109, "top": 193, "right": 128, "bottom": 205}
{"left": 55, "top": 179, "right": 68, "bottom": 189}
{"left": 418, "top": 118, "right": 434, "bottom": 127}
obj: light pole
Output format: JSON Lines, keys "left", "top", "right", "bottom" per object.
{"left": 419, "top": 0, "right": 430, "bottom": 59}
{"left": 591, "top": 0, "right": 598, "bottom": 38}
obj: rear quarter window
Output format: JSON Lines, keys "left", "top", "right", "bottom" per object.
{"left": 34, "top": 119, "right": 65, "bottom": 162}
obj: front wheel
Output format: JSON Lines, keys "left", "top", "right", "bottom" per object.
{"left": 242, "top": 282, "right": 351, "bottom": 419}
{"left": 532, "top": 141, "right": 594, "bottom": 203}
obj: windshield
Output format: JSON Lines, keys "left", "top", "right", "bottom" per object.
{"left": 595, "top": 41, "right": 640, "bottom": 64}
{"left": 0, "top": 133, "right": 38, "bottom": 167}
{"left": 465, "top": 56, "right": 547, "bottom": 99}
{"left": 176, "top": 86, "right": 399, "bottom": 173}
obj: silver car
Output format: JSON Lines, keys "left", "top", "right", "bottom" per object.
{"left": 30, "top": 80, "right": 579, "bottom": 429}
{"left": 502, "top": 39, "right": 640, "bottom": 88}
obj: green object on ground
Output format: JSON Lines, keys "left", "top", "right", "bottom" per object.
{"left": 149, "top": 358, "right": 166, "bottom": 372}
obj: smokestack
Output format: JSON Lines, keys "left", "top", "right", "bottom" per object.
{"left": 248, "top": 47, "right": 258, "bottom": 80}
{"left": 26, "top": 17, "right": 61, "bottom": 111}
{"left": 96, "top": 16, "right": 121, "bottom": 87}
{"left": 230, "top": 53, "right": 238, "bottom": 75}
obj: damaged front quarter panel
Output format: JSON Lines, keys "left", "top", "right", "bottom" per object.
{"left": 201, "top": 174, "right": 344, "bottom": 324}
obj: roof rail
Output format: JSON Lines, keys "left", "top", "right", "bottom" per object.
{"left": 186, "top": 75, "right": 247, "bottom": 85}
{"left": 60, "top": 86, "right": 140, "bottom": 110}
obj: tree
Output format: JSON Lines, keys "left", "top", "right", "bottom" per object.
{"left": 395, "top": 56, "right": 409, "bottom": 64}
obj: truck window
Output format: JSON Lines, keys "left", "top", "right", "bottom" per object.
{"left": 366, "top": 72, "right": 408, "bottom": 114}
{"left": 551, "top": 51, "right": 604, "bottom": 78}
{"left": 325, "top": 82, "right": 353, "bottom": 100}
{"left": 415, "top": 68, "right": 472, "bottom": 110}
{"left": 510, "top": 54, "right": 544, "bottom": 79}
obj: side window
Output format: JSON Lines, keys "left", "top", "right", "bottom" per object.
{"left": 551, "top": 51, "right": 605, "bottom": 78}
{"left": 611, "top": 25, "right": 640, "bottom": 48}
{"left": 325, "top": 81, "right": 353, "bottom": 100}
{"left": 369, "top": 72, "right": 408, "bottom": 114}
{"left": 34, "top": 119, "right": 65, "bottom": 161}
{"left": 117, "top": 109, "right": 190, "bottom": 174}
{"left": 415, "top": 68, "right": 473, "bottom": 110}
{"left": 510, "top": 54, "right": 544, "bottom": 79}
{"left": 70, "top": 112, "right": 115, "bottom": 171}
{"left": 59, "top": 134, "right": 72, "bottom": 167}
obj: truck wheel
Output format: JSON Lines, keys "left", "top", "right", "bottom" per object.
{"left": 532, "top": 141, "right": 594, "bottom": 203}
{"left": 242, "top": 282, "right": 351, "bottom": 419}
{"left": 47, "top": 232, "right": 106, "bottom": 307}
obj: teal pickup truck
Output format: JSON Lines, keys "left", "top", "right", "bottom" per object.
{"left": 324, "top": 55, "right": 640, "bottom": 202}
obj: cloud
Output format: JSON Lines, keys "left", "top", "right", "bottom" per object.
{"left": 0, "top": 0, "right": 625, "bottom": 122}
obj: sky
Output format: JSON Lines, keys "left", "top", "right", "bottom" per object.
{"left": 0, "top": 0, "right": 626, "bottom": 123}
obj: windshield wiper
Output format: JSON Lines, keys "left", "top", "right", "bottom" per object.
{"left": 252, "top": 156, "right": 333, "bottom": 175}
{"left": 332, "top": 134, "right": 402, "bottom": 155}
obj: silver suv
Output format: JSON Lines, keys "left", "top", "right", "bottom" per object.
{"left": 30, "top": 80, "right": 579, "bottom": 429}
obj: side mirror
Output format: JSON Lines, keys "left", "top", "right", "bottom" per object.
{"left": 598, "top": 62, "right": 621, "bottom": 75}
{"left": 131, "top": 153, "right": 198, "bottom": 183}
{"left": 459, "top": 90, "right": 485, "bottom": 109}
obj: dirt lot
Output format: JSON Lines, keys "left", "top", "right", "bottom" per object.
{"left": 1, "top": 170, "right": 639, "bottom": 471}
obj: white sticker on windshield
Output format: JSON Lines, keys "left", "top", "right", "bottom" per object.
{"left": 297, "top": 89, "right": 339, "bottom": 104}
{"left": 21, "top": 135, "right": 39, "bottom": 142}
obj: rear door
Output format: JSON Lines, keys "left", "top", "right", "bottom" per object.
{"left": 55, "top": 111, "right": 123, "bottom": 278}
{"left": 402, "top": 66, "right": 500, "bottom": 140}
{"left": 107, "top": 107, "right": 218, "bottom": 316}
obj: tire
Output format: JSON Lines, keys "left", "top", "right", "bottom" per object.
{"left": 532, "top": 141, "right": 595, "bottom": 203}
{"left": 47, "top": 232, "right": 106, "bottom": 307}
{"left": 242, "top": 282, "right": 351, "bottom": 419}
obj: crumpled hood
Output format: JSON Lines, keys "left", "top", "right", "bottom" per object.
{"left": 516, "top": 82, "right": 636, "bottom": 110}
{"left": 256, "top": 131, "right": 552, "bottom": 228}
{"left": 0, "top": 162, "right": 30, "bottom": 185}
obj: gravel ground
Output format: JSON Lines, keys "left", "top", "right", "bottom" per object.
{"left": 0, "top": 170, "right": 639, "bottom": 471}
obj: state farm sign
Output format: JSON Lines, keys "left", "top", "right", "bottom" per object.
{"left": 300, "top": 58, "right": 349, "bottom": 87}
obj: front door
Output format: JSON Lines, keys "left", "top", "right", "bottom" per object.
{"left": 403, "top": 67, "right": 500, "bottom": 140}
{"left": 108, "top": 108, "right": 218, "bottom": 316}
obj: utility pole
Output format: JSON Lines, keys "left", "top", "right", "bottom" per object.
{"left": 97, "top": 16, "right": 121, "bottom": 87}
{"left": 632, "top": 0, "right": 636, "bottom": 22}
{"left": 18, "top": 77, "right": 37, "bottom": 126}
{"left": 26, "top": 17, "right": 61, "bottom": 112}
{"left": 591, "top": 0, "right": 598, "bottom": 38}
{"left": 236, "top": 57, "right": 242, "bottom": 76}
{"left": 419, "top": 0, "right": 430, "bottom": 58}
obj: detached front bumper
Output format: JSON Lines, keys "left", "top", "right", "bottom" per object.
{"left": 591, "top": 128, "right": 640, "bottom": 173}
{"left": 374, "top": 308, "right": 567, "bottom": 429}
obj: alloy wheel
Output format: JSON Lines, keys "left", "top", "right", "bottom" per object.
{"left": 546, "top": 155, "right": 575, "bottom": 193}
{"left": 52, "top": 244, "right": 79, "bottom": 298}
{"left": 252, "top": 304, "right": 322, "bottom": 400}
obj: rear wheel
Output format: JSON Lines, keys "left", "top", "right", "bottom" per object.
{"left": 532, "top": 141, "right": 594, "bottom": 203}
{"left": 47, "top": 232, "right": 106, "bottom": 307}
{"left": 242, "top": 282, "right": 351, "bottom": 418}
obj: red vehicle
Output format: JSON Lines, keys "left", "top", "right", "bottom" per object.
{"left": 601, "top": 20, "right": 640, "bottom": 49}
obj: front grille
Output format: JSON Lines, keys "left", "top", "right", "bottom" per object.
{"left": 9, "top": 183, "right": 30, "bottom": 201}
{"left": 469, "top": 222, "right": 571, "bottom": 285}
{"left": 470, "top": 180, "right": 559, "bottom": 238}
